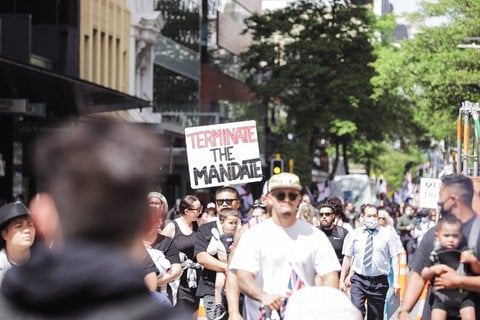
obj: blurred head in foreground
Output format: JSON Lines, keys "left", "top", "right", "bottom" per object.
{"left": 32, "top": 118, "right": 162, "bottom": 249}
{"left": 284, "top": 287, "right": 362, "bottom": 320}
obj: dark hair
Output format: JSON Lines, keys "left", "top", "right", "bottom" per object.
{"left": 441, "top": 174, "right": 474, "bottom": 206}
{"left": 176, "top": 195, "right": 200, "bottom": 216}
{"left": 325, "top": 196, "right": 343, "bottom": 216}
{"left": 360, "top": 204, "right": 376, "bottom": 215}
{"left": 34, "top": 119, "right": 163, "bottom": 246}
{"left": 437, "top": 215, "right": 462, "bottom": 231}
{"left": 317, "top": 200, "right": 334, "bottom": 212}
{"left": 215, "top": 186, "right": 240, "bottom": 200}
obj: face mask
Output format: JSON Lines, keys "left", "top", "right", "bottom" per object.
{"left": 364, "top": 217, "right": 378, "bottom": 229}
{"left": 438, "top": 203, "right": 451, "bottom": 218}
{"left": 421, "top": 216, "right": 429, "bottom": 223}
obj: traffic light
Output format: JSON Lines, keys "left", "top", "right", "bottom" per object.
{"left": 271, "top": 158, "right": 284, "bottom": 175}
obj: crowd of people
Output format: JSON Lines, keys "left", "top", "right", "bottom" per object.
{"left": 0, "top": 118, "right": 479, "bottom": 320}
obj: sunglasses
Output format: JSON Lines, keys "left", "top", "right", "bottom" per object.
{"left": 189, "top": 206, "right": 203, "bottom": 212}
{"left": 216, "top": 199, "right": 237, "bottom": 206}
{"left": 272, "top": 191, "right": 300, "bottom": 202}
{"left": 319, "top": 212, "right": 333, "bottom": 217}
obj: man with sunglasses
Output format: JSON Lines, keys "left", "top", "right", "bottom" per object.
{"left": 195, "top": 186, "right": 241, "bottom": 320}
{"left": 229, "top": 173, "right": 340, "bottom": 320}
{"left": 318, "top": 198, "right": 349, "bottom": 265}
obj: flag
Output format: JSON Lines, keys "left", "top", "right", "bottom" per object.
{"left": 286, "top": 268, "right": 304, "bottom": 297}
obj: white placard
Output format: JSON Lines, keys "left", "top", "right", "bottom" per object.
{"left": 185, "top": 120, "right": 263, "bottom": 189}
{"left": 419, "top": 178, "right": 441, "bottom": 209}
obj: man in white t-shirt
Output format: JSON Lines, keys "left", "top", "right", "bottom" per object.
{"left": 229, "top": 173, "right": 340, "bottom": 320}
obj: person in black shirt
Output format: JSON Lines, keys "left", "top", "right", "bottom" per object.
{"left": 317, "top": 198, "right": 349, "bottom": 265}
{"left": 399, "top": 174, "right": 480, "bottom": 320}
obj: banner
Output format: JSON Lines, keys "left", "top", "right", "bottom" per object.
{"left": 419, "top": 178, "right": 441, "bottom": 209}
{"left": 185, "top": 120, "right": 263, "bottom": 189}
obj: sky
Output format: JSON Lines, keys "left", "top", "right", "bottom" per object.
{"left": 390, "top": 0, "right": 419, "bottom": 14}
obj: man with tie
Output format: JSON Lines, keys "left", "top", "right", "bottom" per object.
{"left": 339, "top": 204, "right": 402, "bottom": 320}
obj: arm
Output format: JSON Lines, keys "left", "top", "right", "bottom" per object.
{"left": 461, "top": 250, "right": 480, "bottom": 274}
{"left": 158, "top": 263, "right": 182, "bottom": 285}
{"left": 196, "top": 251, "right": 228, "bottom": 272}
{"left": 392, "top": 254, "right": 400, "bottom": 296}
{"left": 144, "top": 271, "right": 159, "bottom": 291}
{"left": 435, "top": 265, "right": 480, "bottom": 291}
{"left": 316, "top": 271, "right": 339, "bottom": 288}
{"left": 398, "top": 271, "right": 425, "bottom": 320}
{"left": 225, "top": 271, "right": 243, "bottom": 320}
{"left": 237, "top": 269, "right": 284, "bottom": 311}
{"left": 339, "top": 255, "right": 352, "bottom": 293}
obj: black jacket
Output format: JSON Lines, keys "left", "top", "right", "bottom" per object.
{"left": 0, "top": 244, "right": 187, "bottom": 320}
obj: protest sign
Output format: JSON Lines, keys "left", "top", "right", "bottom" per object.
{"left": 419, "top": 178, "right": 441, "bottom": 209}
{"left": 185, "top": 120, "right": 263, "bottom": 189}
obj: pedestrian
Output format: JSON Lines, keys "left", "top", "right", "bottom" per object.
{"left": 396, "top": 204, "right": 417, "bottom": 263}
{"left": 144, "top": 192, "right": 182, "bottom": 304}
{"left": 296, "top": 201, "right": 317, "bottom": 225}
{"left": 420, "top": 215, "right": 477, "bottom": 320}
{"left": 226, "top": 196, "right": 270, "bottom": 320}
{"left": 317, "top": 198, "right": 349, "bottom": 265}
{"left": 206, "top": 209, "right": 239, "bottom": 320}
{"left": 229, "top": 173, "right": 340, "bottom": 320}
{"left": 162, "top": 194, "right": 202, "bottom": 315}
{"left": 340, "top": 204, "right": 402, "bottom": 320}
{"left": 0, "top": 202, "right": 36, "bottom": 284}
{"left": 195, "top": 186, "right": 241, "bottom": 320}
{"left": 0, "top": 119, "right": 183, "bottom": 319}
{"left": 399, "top": 174, "right": 480, "bottom": 320}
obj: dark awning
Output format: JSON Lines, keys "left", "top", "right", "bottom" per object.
{"left": 0, "top": 56, "right": 150, "bottom": 115}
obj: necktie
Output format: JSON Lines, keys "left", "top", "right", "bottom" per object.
{"left": 364, "top": 230, "right": 374, "bottom": 274}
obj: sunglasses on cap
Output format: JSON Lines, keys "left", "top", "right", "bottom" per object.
{"left": 272, "top": 191, "right": 300, "bottom": 202}
{"left": 216, "top": 199, "right": 237, "bottom": 206}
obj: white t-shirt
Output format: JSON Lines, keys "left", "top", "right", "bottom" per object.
{"left": 0, "top": 248, "right": 12, "bottom": 285}
{"left": 230, "top": 218, "right": 341, "bottom": 320}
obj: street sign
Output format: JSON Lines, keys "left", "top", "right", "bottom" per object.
{"left": 0, "top": 98, "right": 27, "bottom": 114}
{"left": 185, "top": 120, "right": 263, "bottom": 189}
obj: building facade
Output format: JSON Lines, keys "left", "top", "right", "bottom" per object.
{"left": 0, "top": 0, "right": 151, "bottom": 202}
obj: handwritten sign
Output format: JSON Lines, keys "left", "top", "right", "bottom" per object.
{"left": 185, "top": 120, "right": 263, "bottom": 189}
{"left": 419, "top": 178, "right": 441, "bottom": 209}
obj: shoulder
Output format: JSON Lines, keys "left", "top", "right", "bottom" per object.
{"left": 198, "top": 221, "right": 217, "bottom": 233}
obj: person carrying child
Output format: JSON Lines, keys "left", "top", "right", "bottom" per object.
{"left": 421, "top": 215, "right": 480, "bottom": 320}
{"left": 206, "top": 209, "right": 239, "bottom": 320}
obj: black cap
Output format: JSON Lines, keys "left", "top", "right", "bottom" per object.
{"left": 0, "top": 202, "right": 30, "bottom": 229}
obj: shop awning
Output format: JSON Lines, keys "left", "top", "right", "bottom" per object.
{"left": 0, "top": 56, "right": 151, "bottom": 116}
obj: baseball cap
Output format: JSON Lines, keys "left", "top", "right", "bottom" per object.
{"left": 206, "top": 202, "right": 216, "bottom": 209}
{"left": 268, "top": 173, "right": 302, "bottom": 192}
{"left": 0, "top": 201, "right": 30, "bottom": 229}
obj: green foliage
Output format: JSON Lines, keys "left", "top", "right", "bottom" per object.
{"left": 241, "top": 0, "right": 380, "bottom": 183}
{"left": 373, "top": 0, "right": 480, "bottom": 143}
{"left": 375, "top": 145, "right": 424, "bottom": 190}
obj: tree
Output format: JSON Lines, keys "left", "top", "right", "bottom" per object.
{"left": 369, "top": 0, "right": 480, "bottom": 184}
{"left": 372, "top": 0, "right": 480, "bottom": 144}
{"left": 241, "top": 0, "right": 381, "bottom": 184}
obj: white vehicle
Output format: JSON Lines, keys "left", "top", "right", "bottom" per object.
{"left": 330, "top": 174, "right": 378, "bottom": 207}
